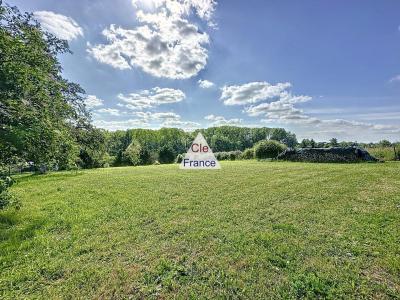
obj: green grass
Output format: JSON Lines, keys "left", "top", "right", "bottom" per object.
{"left": 1, "top": 161, "right": 400, "bottom": 299}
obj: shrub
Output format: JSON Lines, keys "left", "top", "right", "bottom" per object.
{"left": 0, "top": 176, "right": 19, "bottom": 210}
{"left": 215, "top": 151, "right": 242, "bottom": 161}
{"left": 254, "top": 140, "right": 286, "bottom": 159}
{"left": 229, "top": 151, "right": 242, "bottom": 160}
{"left": 176, "top": 154, "right": 184, "bottom": 163}
{"left": 215, "top": 152, "right": 229, "bottom": 160}
{"left": 241, "top": 148, "right": 254, "bottom": 159}
{"left": 158, "top": 146, "right": 175, "bottom": 164}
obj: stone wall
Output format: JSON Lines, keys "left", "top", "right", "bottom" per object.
{"left": 278, "top": 147, "right": 378, "bottom": 163}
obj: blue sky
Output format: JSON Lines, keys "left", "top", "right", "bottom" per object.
{"left": 8, "top": 0, "right": 400, "bottom": 141}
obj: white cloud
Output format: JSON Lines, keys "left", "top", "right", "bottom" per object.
{"left": 239, "top": 82, "right": 312, "bottom": 122}
{"left": 88, "top": 0, "right": 217, "bottom": 79}
{"left": 205, "top": 114, "right": 242, "bottom": 126}
{"left": 118, "top": 87, "right": 185, "bottom": 110}
{"left": 245, "top": 101, "right": 302, "bottom": 117}
{"left": 84, "top": 95, "right": 104, "bottom": 109}
{"left": 220, "top": 82, "right": 293, "bottom": 105}
{"left": 198, "top": 79, "right": 215, "bottom": 89}
{"left": 132, "top": 111, "right": 181, "bottom": 121}
{"left": 132, "top": 0, "right": 217, "bottom": 22}
{"left": 33, "top": 11, "right": 83, "bottom": 41}
{"left": 96, "top": 108, "right": 121, "bottom": 116}
{"left": 132, "top": 110, "right": 199, "bottom": 129}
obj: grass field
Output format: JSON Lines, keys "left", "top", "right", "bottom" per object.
{"left": 1, "top": 161, "right": 399, "bottom": 299}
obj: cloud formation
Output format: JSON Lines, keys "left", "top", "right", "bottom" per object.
{"left": 131, "top": 0, "right": 217, "bottom": 24}
{"left": 132, "top": 110, "right": 200, "bottom": 129}
{"left": 221, "top": 82, "right": 293, "bottom": 105}
{"left": 198, "top": 79, "right": 215, "bottom": 89}
{"left": 96, "top": 108, "right": 121, "bottom": 116}
{"left": 132, "top": 111, "right": 181, "bottom": 121}
{"left": 205, "top": 114, "right": 242, "bottom": 126}
{"left": 84, "top": 95, "right": 104, "bottom": 109}
{"left": 221, "top": 81, "right": 313, "bottom": 123}
{"left": 34, "top": 11, "right": 83, "bottom": 41}
{"left": 88, "top": 0, "right": 217, "bottom": 79}
{"left": 118, "top": 87, "right": 185, "bottom": 110}
{"left": 93, "top": 109, "right": 199, "bottom": 131}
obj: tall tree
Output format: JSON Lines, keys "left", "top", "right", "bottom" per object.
{"left": 0, "top": 2, "right": 89, "bottom": 171}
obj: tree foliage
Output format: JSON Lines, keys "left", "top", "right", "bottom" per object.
{"left": 0, "top": 2, "right": 89, "bottom": 172}
{"left": 254, "top": 140, "right": 286, "bottom": 159}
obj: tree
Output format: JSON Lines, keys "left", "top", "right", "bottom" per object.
{"left": 310, "top": 139, "right": 316, "bottom": 148}
{"left": 379, "top": 140, "right": 391, "bottom": 147}
{"left": 76, "top": 126, "right": 108, "bottom": 168}
{"left": 210, "top": 134, "right": 234, "bottom": 152}
{"left": 123, "top": 141, "right": 142, "bottom": 166}
{"left": 300, "top": 139, "right": 311, "bottom": 148}
{"left": 158, "top": 146, "right": 175, "bottom": 164}
{"left": 0, "top": 3, "right": 89, "bottom": 172}
{"left": 254, "top": 140, "right": 286, "bottom": 159}
{"left": 329, "top": 138, "right": 338, "bottom": 147}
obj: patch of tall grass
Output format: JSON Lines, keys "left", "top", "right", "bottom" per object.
{"left": 366, "top": 147, "right": 398, "bottom": 161}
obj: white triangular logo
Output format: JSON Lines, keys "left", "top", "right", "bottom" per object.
{"left": 180, "top": 132, "right": 221, "bottom": 169}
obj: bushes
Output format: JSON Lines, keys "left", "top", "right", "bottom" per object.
{"left": 213, "top": 149, "right": 254, "bottom": 160}
{"left": 0, "top": 176, "right": 19, "bottom": 210}
{"left": 241, "top": 148, "right": 254, "bottom": 159}
{"left": 215, "top": 151, "right": 242, "bottom": 161}
{"left": 254, "top": 140, "right": 286, "bottom": 159}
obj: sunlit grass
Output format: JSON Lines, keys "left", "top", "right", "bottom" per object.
{"left": 1, "top": 161, "right": 399, "bottom": 299}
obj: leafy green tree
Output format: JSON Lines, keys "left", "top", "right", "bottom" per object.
{"left": 254, "top": 140, "right": 286, "bottom": 159}
{"left": 210, "top": 134, "right": 235, "bottom": 152}
{"left": 379, "top": 140, "right": 391, "bottom": 147}
{"left": 75, "top": 126, "right": 108, "bottom": 168}
{"left": 300, "top": 139, "right": 311, "bottom": 148}
{"left": 329, "top": 138, "right": 339, "bottom": 147}
{"left": 123, "top": 141, "right": 142, "bottom": 166}
{"left": 158, "top": 146, "right": 175, "bottom": 164}
{"left": 0, "top": 3, "right": 89, "bottom": 172}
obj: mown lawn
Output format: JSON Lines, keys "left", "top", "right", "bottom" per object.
{"left": 1, "top": 161, "right": 399, "bottom": 299}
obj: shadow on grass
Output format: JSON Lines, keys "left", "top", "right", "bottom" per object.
{"left": 14, "top": 170, "right": 85, "bottom": 184}
{"left": 0, "top": 210, "right": 45, "bottom": 245}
